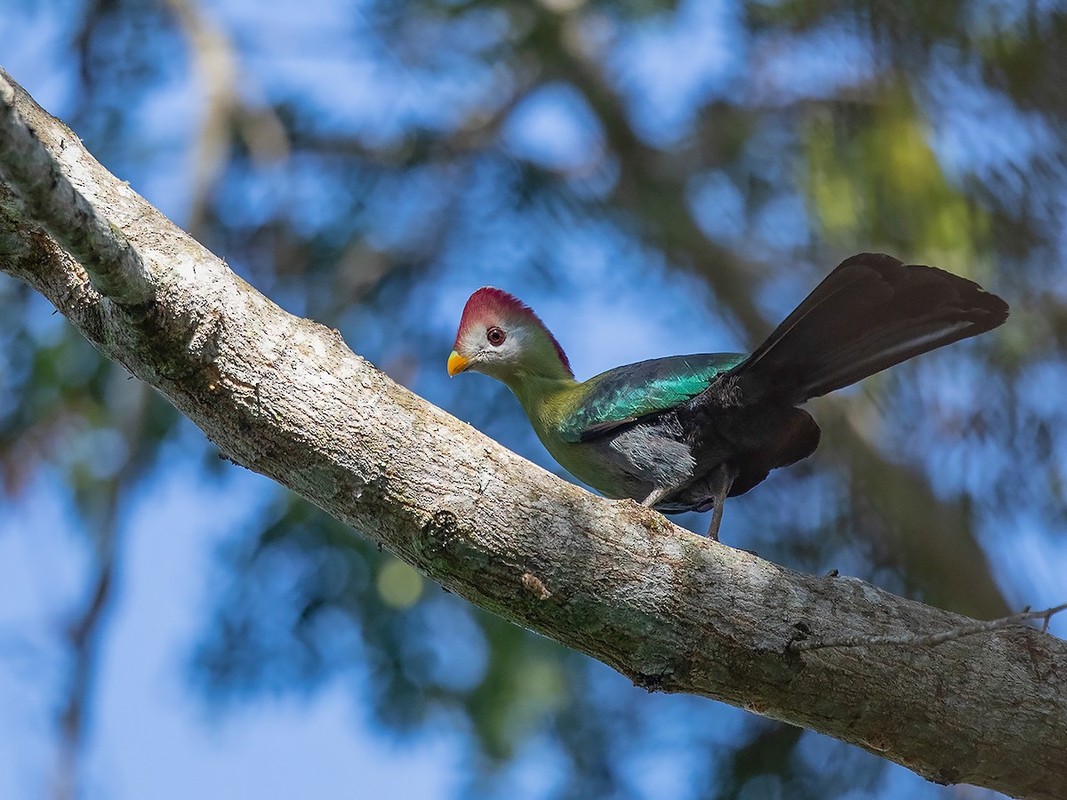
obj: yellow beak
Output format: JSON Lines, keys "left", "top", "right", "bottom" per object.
{"left": 447, "top": 350, "right": 470, "bottom": 377}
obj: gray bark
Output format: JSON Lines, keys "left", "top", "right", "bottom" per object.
{"left": 1, "top": 69, "right": 1064, "bottom": 800}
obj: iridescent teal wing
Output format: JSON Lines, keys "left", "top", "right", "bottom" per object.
{"left": 559, "top": 353, "right": 745, "bottom": 442}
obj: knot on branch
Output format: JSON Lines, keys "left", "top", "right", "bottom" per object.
{"left": 521, "top": 572, "right": 551, "bottom": 600}
{"left": 420, "top": 509, "right": 460, "bottom": 557}
{"left": 631, "top": 669, "right": 674, "bottom": 693}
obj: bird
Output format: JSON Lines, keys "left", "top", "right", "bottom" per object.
{"left": 447, "top": 253, "right": 1008, "bottom": 541}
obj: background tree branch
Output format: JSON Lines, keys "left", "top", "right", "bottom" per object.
{"left": 1, "top": 70, "right": 1064, "bottom": 800}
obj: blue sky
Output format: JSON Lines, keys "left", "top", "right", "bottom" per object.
{"left": 0, "top": 442, "right": 465, "bottom": 800}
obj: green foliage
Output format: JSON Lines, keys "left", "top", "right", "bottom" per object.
{"left": 803, "top": 87, "right": 991, "bottom": 265}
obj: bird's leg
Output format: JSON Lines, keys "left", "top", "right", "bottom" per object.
{"left": 706, "top": 499, "right": 726, "bottom": 541}
{"left": 706, "top": 464, "right": 738, "bottom": 541}
{"left": 640, "top": 486, "right": 670, "bottom": 507}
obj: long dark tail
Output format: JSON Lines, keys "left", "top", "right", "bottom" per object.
{"left": 732, "top": 253, "right": 1009, "bottom": 405}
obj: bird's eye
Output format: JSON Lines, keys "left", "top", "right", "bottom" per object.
{"left": 486, "top": 326, "right": 506, "bottom": 346}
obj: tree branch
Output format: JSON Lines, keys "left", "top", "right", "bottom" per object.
{"left": 1, "top": 69, "right": 1064, "bottom": 800}
{"left": 790, "top": 602, "right": 1067, "bottom": 652}
{"left": 0, "top": 72, "right": 152, "bottom": 306}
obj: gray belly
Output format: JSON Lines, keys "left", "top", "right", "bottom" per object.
{"left": 566, "top": 399, "right": 819, "bottom": 514}
{"left": 598, "top": 417, "right": 696, "bottom": 509}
